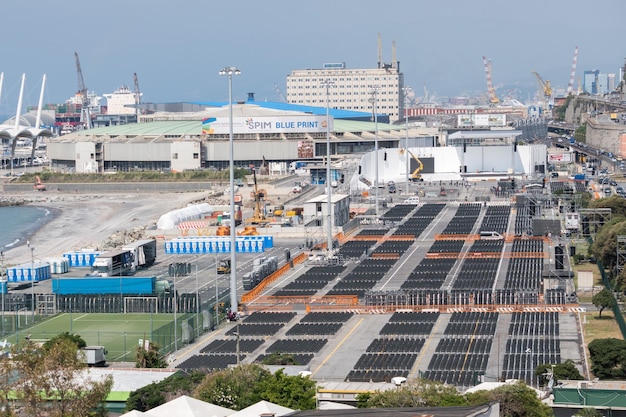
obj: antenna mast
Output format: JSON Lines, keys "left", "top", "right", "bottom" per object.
{"left": 567, "top": 46, "right": 579, "bottom": 96}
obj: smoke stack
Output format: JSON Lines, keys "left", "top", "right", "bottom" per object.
{"left": 377, "top": 33, "right": 382, "bottom": 69}
{"left": 392, "top": 40, "right": 397, "bottom": 69}
{"left": 247, "top": 92, "right": 255, "bottom": 102}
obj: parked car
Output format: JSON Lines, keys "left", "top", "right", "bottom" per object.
{"left": 388, "top": 184, "right": 397, "bottom": 193}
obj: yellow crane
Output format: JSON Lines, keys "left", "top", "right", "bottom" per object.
{"left": 407, "top": 149, "right": 424, "bottom": 181}
{"left": 532, "top": 71, "right": 553, "bottom": 116}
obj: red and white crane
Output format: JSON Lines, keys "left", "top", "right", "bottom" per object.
{"left": 482, "top": 56, "right": 499, "bottom": 105}
{"left": 567, "top": 46, "right": 578, "bottom": 96}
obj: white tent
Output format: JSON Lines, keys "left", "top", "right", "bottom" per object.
{"left": 120, "top": 395, "right": 232, "bottom": 417}
{"left": 228, "top": 400, "right": 295, "bottom": 417}
{"left": 156, "top": 203, "right": 213, "bottom": 230}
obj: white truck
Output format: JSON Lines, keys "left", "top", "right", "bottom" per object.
{"left": 91, "top": 249, "right": 133, "bottom": 277}
{"left": 82, "top": 346, "right": 107, "bottom": 367}
{"left": 122, "top": 239, "right": 157, "bottom": 271}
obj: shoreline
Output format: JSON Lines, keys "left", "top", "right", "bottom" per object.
{"left": 2, "top": 190, "right": 210, "bottom": 266}
{"left": 1, "top": 205, "right": 61, "bottom": 253}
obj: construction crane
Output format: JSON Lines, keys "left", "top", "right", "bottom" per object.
{"left": 245, "top": 168, "right": 270, "bottom": 226}
{"left": 407, "top": 149, "right": 424, "bottom": 182}
{"left": 133, "top": 72, "right": 141, "bottom": 117}
{"left": 567, "top": 46, "right": 579, "bottom": 96}
{"left": 74, "top": 52, "right": 92, "bottom": 129}
{"left": 532, "top": 71, "right": 552, "bottom": 115}
{"left": 482, "top": 56, "right": 499, "bottom": 105}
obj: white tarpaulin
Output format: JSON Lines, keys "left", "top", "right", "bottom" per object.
{"left": 156, "top": 203, "right": 213, "bottom": 230}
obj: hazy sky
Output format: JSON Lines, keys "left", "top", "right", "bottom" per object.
{"left": 0, "top": 0, "right": 623, "bottom": 114}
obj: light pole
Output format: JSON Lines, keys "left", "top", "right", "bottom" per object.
{"left": 369, "top": 87, "right": 380, "bottom": 218}
{"left": 321, "top": 79, "right": 334, "bottom": 254}
{"left": 0, "top": 251, "right": 4, "bottom": 336}
{"left": 27, "top": 241, "right": 34, "bottom": 322}
{"left": 219, "top": 66, "right": 241, "bottom": 314}
{"left": 403, "top": 86, "right": 411, "bottom": 195}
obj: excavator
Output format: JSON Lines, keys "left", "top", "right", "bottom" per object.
{"left": 407, "top": 150, "right": 424, "bottom": 182}
{"left": 217, "top": 259, "right": 231, "bottom": 274}
{"left": 245, "top": 168, "right": 271, "bottom": 226}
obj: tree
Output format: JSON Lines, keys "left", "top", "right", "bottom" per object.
{"left": 574, "top": 408, "right": 603, "bottom": 417}
{"left": 588, "top": 338, "right": 626, "bottom": 379}
{"left": 136, "top": 341, "right": 167, "bottom": 369}
{"left": 535, "top": 360, "right": 584, "bottom": 387}
{"left": 357, "top": 378, "right": 469, "bottom": 408}
{"left": 588, "top": 218, "right": 626, "bottom": 269}
{"left": 255, "top": 369, "right": 316, "bottom": 410}
{"left": 194, "top": 364, "right": 270, "bottom": 410}
{"left": 4, "top": 338, "right": 113, "bottom": 417}
{"left": 488, "top": 381, "right": 553, "bottom": 417}
{"left": 125, "top": 370, "right": 206, "bottom": 412}
{"left": 261, "top": 352, "right": 299, "bottom": 366}
{"left": 42, "top": 332, "right": 87, "bottom": 351}
{"left": 592, "top": 288, "right": 616, "bottom": 318}
{"left": 193, "top": 364, "right": 316, "bottom": 411}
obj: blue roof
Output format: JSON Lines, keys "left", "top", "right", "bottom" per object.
{"left": 188, "top": 100, "right": 378, "bottom": 121}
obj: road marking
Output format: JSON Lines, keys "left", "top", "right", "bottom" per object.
{"left": 312, "top": 317, "right": 364, "bottom": 377}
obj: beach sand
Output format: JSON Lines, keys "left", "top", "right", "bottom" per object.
{"left": 3, "top": 190, "right": 209, "bottom": 266}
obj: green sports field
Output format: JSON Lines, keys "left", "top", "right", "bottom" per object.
{"left": 1, "top": 313, "right": 192, "bottom": 362}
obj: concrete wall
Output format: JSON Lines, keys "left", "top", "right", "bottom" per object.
{"left": 586, "top": 118, "right": 625, "bottom": 156}
{"left": 2, "top": 182, "right": 211, "bottom": 193}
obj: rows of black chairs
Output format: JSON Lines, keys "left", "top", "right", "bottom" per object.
{"left": 300, "top": 312, "right": 354, "bottom": 323}
{"left": 286, "top": 323, "right": 343, "bottom": 336}
{"left": 345, "top": 369, "right": 408, "bottom": 383}
{"left": 353, "top": 353, "right": 418, "bottom": 370}
{"left": 449, "top": 311, "right": 499, "bottom": 324}
{"left": 366, "top": 337, "right": 426, "bottom": 353}
{"left": 327, "top": 258, "right": 397, "bottom": 298}
{"left": 382, "top": 204, "right": 416, "bottom": 221}
{"left": 266, "top": 338, "right": 328, "bottom": 353}
{"left": 478, "top": 205, "right": 511, "bottom": 235}
{"left": 504, "top": 257, "right": 543, "bottom": 291}
{"left": 392, "top": 204, "right": 445, "bottom": 238}
{"left": 451, "top": 258, "right": 499, "bottom": 290}
{"left": 255, "top": 353, "right": 314, "bottom": 366}
{"left": 422, "top": 370, "right": 481, "bottom": 387}
{"left": 372, "top": 240, "right": 413, "bottom": 254}
{"left": 511, "top": 239, "right": 544, "bottom": 253}
{"left": 273, "top": 266, "right": 345, "bottom": 297}
{"left": 444, "top": 322, "right": 498, "bottom": 336}
{"left": 468, "top": 240, "right": 504, "bottom": 253}
{"left": 434, "top": 337, "right": 492, "bottom": 354}
{"left": 428, "top": 240, "right": 465, "bottom": 253}
{"left": 337, "top": 240, "right": 378, "bottom": 258}
{"left": 356, "top": 229, "right": 388, "bottom": 237}
{"left": 200, "top": 339, "right": 264, "bottom": 354}
{"left": 509, "top": 312, "right": 559, "bottom": 336}
{"left": 241, "top": 311, "right": 297, "bottom": 324}
{"left": 225, "top": 323, "right": 285, "bottom": 336}
{"left": 428, "top": 353, "right": 489, "bottom": 371}
{"left": 441, "top": 203, "right": 482, "bottom": 235}
{"left": 514, "top": 206, "right": 534, "bottom": 236}
{"left": 177, "top": 354, "right": 242, "bottom": 371}
{"left": 402, "top": 258, "right": 456, "bottom": 290}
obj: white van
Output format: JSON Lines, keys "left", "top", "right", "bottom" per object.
{"left": 404, "top": 196, "right": 420, "bottom": 204}
{"left": 479, "top": 231, "right": 504, "bottom": 240}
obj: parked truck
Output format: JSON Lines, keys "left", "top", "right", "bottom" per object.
{"left": 52, "top": 276, "right": 171, "bottom": 295}
{"left": 122, "top": 239, "right": 157, "bottom": 271}
{"left": 90, "top": 249, "right": 134, "bottom": 277}
{"left": 82, "top": 346, "right": 107, "bottom": 367}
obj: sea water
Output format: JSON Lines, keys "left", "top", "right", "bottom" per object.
{"left": 0, "top": 206, "right": 56, "bottom": 251}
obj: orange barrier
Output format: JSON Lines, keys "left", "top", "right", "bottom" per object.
{"left": 370, "top": 253, "right": 401, "bottom": 260}
{"left": 240, "top": 252, "right": 307, "bottom": 304}
{"left": 434, "top": 234, "right": 474, "bottom": 241}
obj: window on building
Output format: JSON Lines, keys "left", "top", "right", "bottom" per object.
{"left": 172, "top": 153, "right": 178, "bottom": 159}
{"left": 193, "top": 153, "right": 199, "bottom": 159}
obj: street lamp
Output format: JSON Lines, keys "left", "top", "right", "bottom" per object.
{"left": 219, "top": 66, "right": 241, "bottom": 313}
{"left": 402, "top": 86, "right": 411, "bottom": 195}
{"left": 0, "top": 251, "right": 4, "bottom": 336}
{"left": 27, "top": 241, "right": 34, "bottom": 322}
{"left": 321, "top": 79, "right": 334, "bottom": 254}
{"left": 369, "top": 87, "right": 380, "bottom": 218}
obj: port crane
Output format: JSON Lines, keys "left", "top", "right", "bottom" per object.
{"left": 74, "top": 52, "right": 92, "bottom": 129}
{"left": 482, "top": 56, "right": 499, "bottom": 105}
{"left": 133, "top": 72, "right": 141, "bottom": 117}
{"left": 532, "top": 71, "right": 552, "bottom": 115}
{"left": 567, "top": 46, "right": 579, "bottom": 96}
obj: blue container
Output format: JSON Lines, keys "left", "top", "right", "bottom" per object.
{"left": 52, "top": 276, "right": 157, "bottom": 295}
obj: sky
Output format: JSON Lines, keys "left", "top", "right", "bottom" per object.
{"left": 0, "top": 0, "right": 624, "bottom": 115}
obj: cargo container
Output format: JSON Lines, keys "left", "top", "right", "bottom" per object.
{"left": 82, "top": 346, "right": 107, "bottom": 367}
{"left": 6, "top": 262, "right": 51, "bottom": 283}
{"left": 52, "top": 276, "right": 170, "bottom": 295}
{"left": 122, "top": 239, "right": 157, "bottom": 271}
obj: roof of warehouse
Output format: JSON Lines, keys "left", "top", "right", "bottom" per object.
{"left": 190, "top": 100, "right": 376, "bottom": 119}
